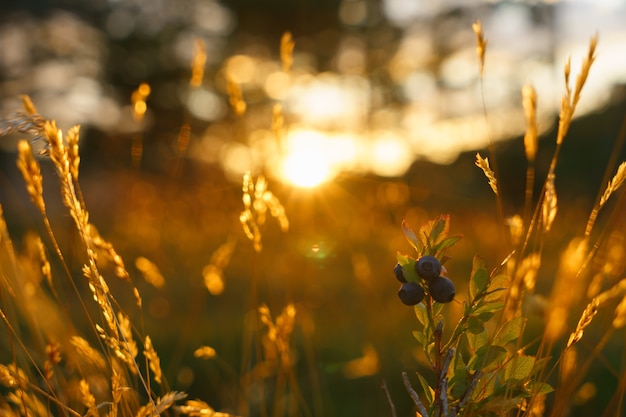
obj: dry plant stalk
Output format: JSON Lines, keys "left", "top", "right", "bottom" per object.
{"left": 144, "top": 335, "right": 162, "bottom": 384}
{"left": 202, "top": 237, "right": 237, "bottom": 295}
{"left": 136, "top": 391, "right": 187, "bottom": 417}
{"left": 135, "top": 256, "right": 165, "bottom": 288}
{"left": 522, "top": 85, "right": 538, "bottom": 163}
{"left": 194, "top": 346, "right": 217, "bottom": 360}
{"left": 545, "top": 238, "right": 587, "bottom": 342}
{"left": 475, "top": 153, "right": 498, "bottom": 195}
{"left": 585, "top": 161, "right": 626, "bottom": 237}
{"left": 556, "top": 35, "right": 597, "bottom": 146}
{"left": 542, "top": 173, "right": 558, "bottom": 232}
{"left": 239, "top": 171, "right": 289, "bottom": 252}
{"left": 16, "top": 140, "right": 45, "bottom": 213}
{"left": 280, "top": 31, "right": 295, "bottom": 74}
{"left": 226, "top": 77, "right": 247, "bottom": 116}
{"left": 258, "top": 303, "right": 297, "bottom": 368}
{"left": 472, "top": 20, "right": 487, "bottom": 78}
{"left": 190, "top": 38, "right": 207, "bottom": 88}
{"left": 177, "top": 399, "right": 238, "bottom": 417}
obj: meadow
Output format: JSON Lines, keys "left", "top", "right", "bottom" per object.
{"left": 1, "top": 19, "right": 626, "bottom": 417}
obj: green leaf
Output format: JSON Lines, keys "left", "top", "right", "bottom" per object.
{"left": 467, "top": 316, "right": 485, "bottom": 334}
{"left": 493, "top": 317, "right": 525, "bottom": 346}
{"left": 414, "top": 303, "right": 429, "bottom": 327}
{"left": 527, "top": 381, "right": 554, "bottom": 395}
{"left": 429, "top": 215, "right": 449, "bottom": 243}
{"left": 431, "top": 301, "right": 444, "bottom": 319}
{"left": 432, "top": 235, "right": 462, "bottom": 255}
{"left": 397, "top": 252, "right": 420, "bottom": 282}
{"left": 470, "top": 255, "right": 489, "bottom": 300}
{"left": 472, "top": 301, "right": 504, "bottom": 316}
{"left": 466, "top": 327, "right": 489, "bottom": 353}
{"left": 468, "top": 345, "right": 506, "bottom": 372}
{"left": 449, "top": 352, "right": 470, "bottom": 399}
{"left": 481, "top": 396, "right": 524, "bottom": 414}
{"left": 412, "top": 330, "right": 427, "bottom": 347}
{"left": 416, "top": 372, "right": 434, "bottom": 404}
{"left": 485, "top": 274, "right": 511, "bottom": 302}
{"left": 402, "top": 220, "right": 421, "bottom": 253}
{"left": 505, "top": 355, "right": 535, "bottom": 381}
{"left": 470, "top": 255, "right": 490, "bottom": 300}
{"left": 419, "top": 214, "right": 450, "bottom": 249}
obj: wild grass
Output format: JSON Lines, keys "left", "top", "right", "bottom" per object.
{"left": 0, "top": 21, "right": 625, "bottom": 417}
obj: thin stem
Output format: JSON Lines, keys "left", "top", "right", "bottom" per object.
{"left": 402, "top": 372, "right": 429, "bottom": 417}
{"left": 381, "top": 379, "right": 398, "bottom": 417}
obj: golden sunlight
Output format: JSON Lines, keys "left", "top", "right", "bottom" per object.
{"left": 278, "top": 128, "right": 364, "bottom": 187}
{"left": 282, "top": 149, "right": 331, "bottom": 188}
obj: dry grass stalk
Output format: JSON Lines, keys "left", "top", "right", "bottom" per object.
{"left": 584, "top": 161, "right": 626, "bottom": 237}
{"left": 472, "top": 20, "right": 487, "bottom": 78}
{"left": 21, "top": 94, "right": 37, "bottom": 115}
{"left": 239, "top": 171, "right": 289, "bottom": 252}
{"left": 190, "top": 38, "right": 207, "bottom": 88}
{"left": 545, "top": 238, "right": 587, "bottom": 342}
{"left": 36, "top": 237, "right": 53, "bottom": 289}
{"left": 135, "top": 391, "right": 187, "bottom": 417}
{"left": 0, "top": 363, "right": 26, "bottom": 389}
{"left": 226, "top": 77, "right": 246, "bottom": 116}
{"left": 566, "top": 298, "right": 599, "bottom": 348}
{"left": 565, "top": 275, "right": 626, "bottom": 347}
{"left": 599, "top": 161, "right": 626, "bottom": 208}
{"left": 83, "top": 259, "right": 118, "bottom": 337}
{"left": 522, "top": 85, "right": 538, "bottom": 163}
{"left": 177, "top": 399, "right": 238, "bottom": 417}
{"left": 612, "top": 294, "right": 626, "bottom": 328}
{"left": 96, "top": 323, "right": 138, "bottom": 374}
{"left": 143, "top": 336, "right": 162, "bottom": 384}
{"left": 258, "top": 303, "right": 297, "bottom": 368}
{"left": 66, "top": 125, "right": 81, "bottom": 181}
{"left": 43, "top": 342, "right": 62, "bottom": 381}
{"left": 556, "top": 35, "right": 597, "bottom": 146}
{"left": 272, "top": 103, "right": 285, "bottom": 142}
{"left": 16, "top": 139, "right": 45, "bottom": 213}
{"left": 0, "top": 97, "right": 46, "bottom": 148}
{"left": 280, "top": 31, "right": 295, "bottom": 74}
{"left": 542, "top": 173, "right": 558, "bottom": 232}
{"left": 78, "top": 379, "right": 97, "bottom": 413}
{"left": 194, "top": 346, "right": 217, "bottom": 360}
{"left": 70, "top": 336, "right": 107, "bottom": 370}
{"left": 135, "top": 257, "right": 165, "bottom": 288}
{"left": 475, "top": 153, "right": 498, "bottom": 195}
{"left": 202, "top": 237, "right": 236, "bottom": 295}
{"left": 110, "top": 369, "right": 125, "bottom": 417}
{"left": 88, "top": 224, "right": 131, "bottom": 281}
{"left": 516, "top": 253, "right": 541, "bottom": 292}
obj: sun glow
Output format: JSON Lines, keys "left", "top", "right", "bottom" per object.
{"left": 279, "top": 129, "right": 344, "bottom": 188}
{"left": 282, "top": 150, "right": 331, "bottom": 188}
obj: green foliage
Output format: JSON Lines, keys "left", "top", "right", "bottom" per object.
{"left": 397, "top": 216, "right": 551, "bottom": 417}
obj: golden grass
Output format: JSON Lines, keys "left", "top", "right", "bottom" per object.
{"left": 474, "top": 153, "right": 498, "bottom": 195}
{"left": 0, "top": 25, "right": 624, "bottom": 417}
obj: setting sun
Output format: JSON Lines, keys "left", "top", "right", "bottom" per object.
{"left": 281, "top": 149, "right": 332, "bottom": 188}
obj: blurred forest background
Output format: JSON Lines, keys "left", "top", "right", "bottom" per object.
{"left": 1, "top": 0, "right": 626, "bottom": 416}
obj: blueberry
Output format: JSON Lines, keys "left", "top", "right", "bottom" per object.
{"left": 398, "top": 282, "right": 425, "bottom": 306}
{"left": 428, "top": 276, "right": 456, "bottom": 303}
{"left": 394, "top": 263, "right": 407, "bottom": 283}
{"left": 415, "top": 255, "right": 442, "bottom": 281}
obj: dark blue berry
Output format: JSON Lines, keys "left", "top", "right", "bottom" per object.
{"left": 428, "top": 276, "right": 455, "bottom": 303}
{"left": 398, "top": 282, "right": 425, "bottom": 306}
{"left": 394, "top": 263, "right": 407, "bottom": 283}
{"left": 415, "top": 255, "right": 442, "bottom": 281}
